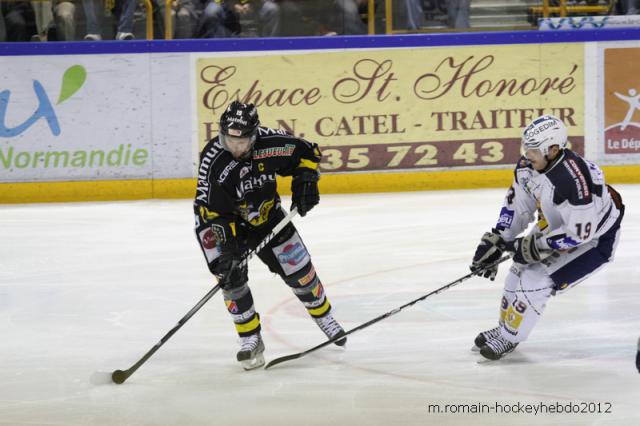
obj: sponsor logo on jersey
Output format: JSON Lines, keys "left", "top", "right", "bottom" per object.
{"left": 274, "top": 232, "right": 309, "bottom": 275}
{"left": 298, "top": 265, "right": 316, "bottom": 286}
{"left": 241, "top": 198, "right": 275, "bottom": 226}
{"left": 312, "top": 283, "right": 324, "bottom": 299}
{"left": 253, "top": 144, "right": 295, "bottom": 160}
{"left": 496, "top": 207, "right": 514, "bottom": 229}
{"left": 225, "top": 300, "right": 239, "bottom": 314}
{"left": 198, "top": 206, "right": 220, "bottom": 224}
{"left": 211, "top": 224, "right": 227, "bottom": 244}
{"left": 258, "top": 127, "right": 289, "bottom": 137}
{"left": 196, "top": 142, "right": 223, "bottom": 202}
{"left": 278, "top": 242, "right": 307, "bottom": 266}
{"left": 198, "top": 227, "right": 221, "bottom": 263}
{"left": 239, "top": 166, "right": 250, "bottom": 178}
{"left": 201, "top": 228, "right": 217, "bottom": 249}
{"left": 235, "top": 173, "right": 276, "bottom": 199}
{"left": 563, "top": 159, "right": 590, "bottom": 200}
{"left": 505, "top": 306, "right": 523, "bottom": 330}
{"left": 546, "top": 234, "right": 580, "bottom": 250}
{"left": 218, "top": 159, "right": 239, "bottom": 184}
{"left": 230, "top": 309, "right": 256, "bottom": 322}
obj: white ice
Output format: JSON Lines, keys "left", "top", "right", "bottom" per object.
{"left": 1, "top": 186, "right": 639, "bottom": 426}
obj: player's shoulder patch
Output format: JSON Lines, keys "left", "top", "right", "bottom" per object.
{"left": 546, "top": 150, "right": 594, "bottom": 206}
{"left": 513, "top": 156, "right": 532, "bottom": 184}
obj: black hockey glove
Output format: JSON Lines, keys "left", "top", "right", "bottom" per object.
{"left": 507, "top": 233, "right": 549, "bottom": 265}
{"left": 212, "top": 249, "right": 247, "bottom": 289}
{"left": 471, "top": 231, "right": 506, "bottom": 281}
{"left": 291, "top": 168, "right": 319, "bottom": 217}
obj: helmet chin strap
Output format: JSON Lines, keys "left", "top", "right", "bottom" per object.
{"left": 541, "top": 149, "right": 563, "bottom": 172}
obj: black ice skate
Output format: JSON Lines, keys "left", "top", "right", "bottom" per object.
{"left": 472, "top": 326, "right": 502, "bottom": 351}
{"left": 237, "top": 333, "right": 265, "bottom": 370}
{"left": 314, "top": 313, "right": 347, "bottom": 346}
{"left": 479, "top": 334, "right": 518, "bottom": 360}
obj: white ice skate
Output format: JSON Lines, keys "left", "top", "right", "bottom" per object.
{"left": 314, "top": 313, "right": 347, "bottom": 346}
{"left": 237, "top": 334, "right": 265, "bottom": 370}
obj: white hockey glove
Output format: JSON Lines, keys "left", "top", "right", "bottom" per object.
{"left": 471, "top": 231, "right": 506, "bottom": 281}
{"left": 508, "top": 233, "right": 552, "bottom": 265}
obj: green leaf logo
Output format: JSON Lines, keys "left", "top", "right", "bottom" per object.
{"left": 57, "top": 65, "right": 86, "bottom": 105}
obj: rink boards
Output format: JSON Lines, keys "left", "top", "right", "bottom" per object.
{"left": 1, "top": 30, "right": 640, "bottom": 202}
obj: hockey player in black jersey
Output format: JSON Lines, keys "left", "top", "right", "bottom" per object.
{"left": 194, "top": 101, "right": 346, "bottom": 370}
{"left": 471, "top": 115, "right": 624, "bottom": 361}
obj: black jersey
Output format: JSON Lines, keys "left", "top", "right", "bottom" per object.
{"left": 194, "top": 126, "right": 321, "bottom": 233}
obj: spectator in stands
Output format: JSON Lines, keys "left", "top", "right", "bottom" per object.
{"left": 30, "top": 1, "right": 54, "bottom": 41}
{"left": 112, "top": 0, "right": 173, "bottom": 40}
{"left": 196, "top": 0, "right": 241, "bottom": 38}
{"left": 624, "top": 0, "right": 639, "bottom": 15}
{"left": 330, "top": 0, "right": 367, "bottom": 34}
{"left": 403, "top": 0, "right": 425, "bottom": 30}
{"left": 393, "top": 0, "right": 425, "bottom": 31}
{"left": 0, "top": 5, "right": 5, "bottom": 41}
{"left": 172, "top": 0, "right": 199, "bottom": 38}
{"left": 149, "top": 0, "right": 195, "bottom": 39}
{"left": 53, "top": 0, "right": 76, "bottom": 40}
{"left": 1, "top": 1, "right": 37, "bottom": 41}
{"left": 447, "top": 0, "right": 470, "bottom": 29}
{"left": 259, "top": 0, "right": 307, "bottom": 36}
{"left": 83, "top": 0, "right": 104, "bottom": 40}
{"left": 111, "top": 0, "right": 136, "bottom": 39}
{"left": 271, "top": 0, "right": 368, "bottom": 37}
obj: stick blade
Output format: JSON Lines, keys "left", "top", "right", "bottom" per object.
{"left": 264, "top": 353, "right": 303, "bottom": 370}
{"left": 111, "top": 369, "right": 129, "bottom": 384}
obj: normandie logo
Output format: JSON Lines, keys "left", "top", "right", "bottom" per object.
{"left": 0, "top": 65, "right": 86, "bottom": 138}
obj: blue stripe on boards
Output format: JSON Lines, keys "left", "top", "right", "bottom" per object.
{"left": 2, "top": 28, "right": 640, "bottom": 57}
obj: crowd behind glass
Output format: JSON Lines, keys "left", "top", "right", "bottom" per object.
{"left": 0, "top": 0, "right": 637, "bottom": 42}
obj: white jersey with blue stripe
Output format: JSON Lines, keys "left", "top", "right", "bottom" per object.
{"left": 495, "top": 149, "right": 620, "bottom": 252}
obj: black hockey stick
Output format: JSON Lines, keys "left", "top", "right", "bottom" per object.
{"left": 111, "top": 208, "right": 299, "bottom": 384}
{"left": 264, "top": 255, "right": 512, "bottom": 369}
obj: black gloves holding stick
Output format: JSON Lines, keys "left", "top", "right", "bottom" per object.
{"left": 291, "top": 168, "right": 319, "bottom": 217}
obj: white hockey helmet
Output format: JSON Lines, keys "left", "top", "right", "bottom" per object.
{"left": 521, "top": 115, "right": 568, "bottom": 155}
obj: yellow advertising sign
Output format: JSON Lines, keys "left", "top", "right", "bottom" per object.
{"left": 196, "top": 44, "right": 583, "bottom": 172}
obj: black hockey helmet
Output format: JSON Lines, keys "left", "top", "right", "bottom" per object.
{"left": 219, "top": 101, "right": 260, "bottom": 159}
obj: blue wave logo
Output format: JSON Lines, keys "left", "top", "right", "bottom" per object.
{"left": 0, "top": 65, "right": 86, "bottom": 138}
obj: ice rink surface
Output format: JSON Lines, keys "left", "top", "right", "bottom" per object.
{"left": 1, "top": 185, "right": 639, "bottom": 426}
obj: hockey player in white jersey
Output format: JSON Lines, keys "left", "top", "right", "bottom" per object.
{"left": 470, "top": 115, "right": 625, "bottom": 360}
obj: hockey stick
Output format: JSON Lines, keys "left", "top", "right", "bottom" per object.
{"left": 111, "top": 207, "right": 299, "bottom": 384}
{"left": 264, "top": 255, "right": 512, "bottom": 369}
